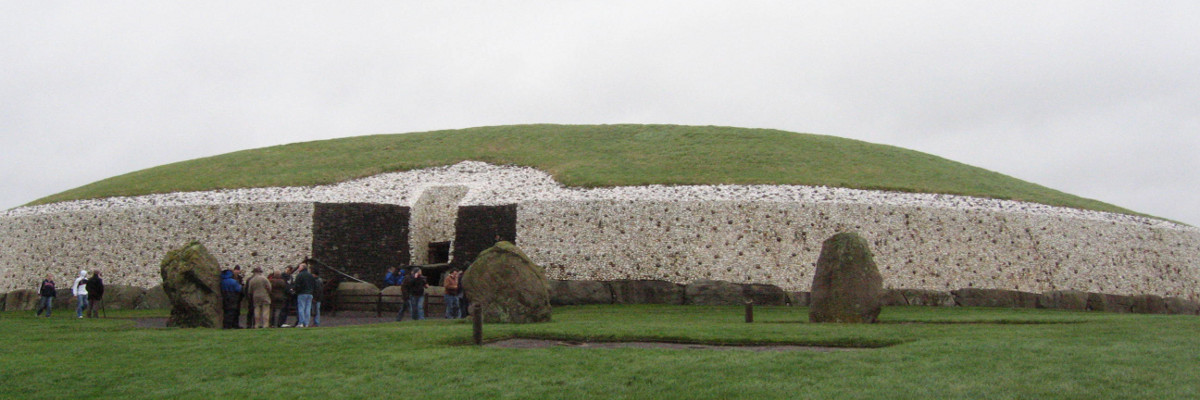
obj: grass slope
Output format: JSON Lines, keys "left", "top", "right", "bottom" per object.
{"left": 30, "top": 124, "right": 1137, "bottom": 216}
{"left": 2, "top": 305, "right": 1197, "bottom": 399}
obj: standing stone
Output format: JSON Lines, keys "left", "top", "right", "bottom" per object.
{"left": 160, "top": 241, "right": 223, "bottom": 328}
{"left": 809, "top": 232, "right": 883, "bottom": 323}
{"left": 461, "top": 241, "right": 551, "bottom": 323}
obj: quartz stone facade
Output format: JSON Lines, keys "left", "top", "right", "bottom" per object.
{"left": 2, "top": 162, "right": 1198, "bottom": 300}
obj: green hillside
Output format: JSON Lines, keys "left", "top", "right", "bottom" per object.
{"left": 29, "top": 124, "right": 1138, "bottom": 216}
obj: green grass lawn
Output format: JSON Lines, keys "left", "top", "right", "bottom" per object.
{"left": 28, "top": 124, "right": 1142, "bottom": 218}
{"left": 2, "top": 305, "right": 1197, "bottom": 399}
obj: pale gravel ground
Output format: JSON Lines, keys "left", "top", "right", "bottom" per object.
{"left": 6, "top": 161, "right": 1193, "bottom": 232}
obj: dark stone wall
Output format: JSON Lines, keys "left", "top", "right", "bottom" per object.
{"left": 312, "top": 203, "right": 410, "bottom": 285}
{"left": 451, "top": 204, "right": 517, "bottom": 270}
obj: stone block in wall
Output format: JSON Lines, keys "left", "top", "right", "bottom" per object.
{"left": 608, "top": 280, "right": 684, "bottom": 305}
{"left": 787, "top": 291, "right": 811, "bottom": 307}
{"left": 900, "top": 289, "right": 955, "bottom": 306}
{"left": 1038, "top": 290, "right": 1089, "bottom": 311}
{"left": 4, "top": 289, "right": 37, "bottom": 311}
{"left": 334, "top": 282, "right": 382, "bottom": 311}
{"left": 1129, "top": 295, "right": 1168, "bottom": 314}
{"left": 684, "top": 280, "right": 744, "bottom": 306}
{"left": 1164, "top": 297, "right": 1200, "bottom": 315}
{"left": 313, "top": 203, "right": 410, "bottom": 286}
{"left": 951, "top": 288, "right": 1039, "bottom": 308}
{"left": 452, "top": 204, "right": 518, "bottom": 270}
{"left": 549, "top": 280, "right": 612, "bottom": 305}
{"left": 104, "top": 285, "right": 147, "bottom": 310}
{"left": 138, "top": 285, "right": 170, "bottom": 310}
{"left": 742, "top": 283, "right": 787, "bottom": 306}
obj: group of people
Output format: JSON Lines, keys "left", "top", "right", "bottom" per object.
{"left": 385, "top": 266, "right": 466, "bottom": 321}
{"left": 34, "top": 270, "right": 105, "bottom": 318}
{"left": 219, "top": 258, "right": 326, "bottom": 329}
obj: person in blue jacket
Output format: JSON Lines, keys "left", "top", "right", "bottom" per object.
{"left": 220, "top": 269, "right": 243, "bottom": 329}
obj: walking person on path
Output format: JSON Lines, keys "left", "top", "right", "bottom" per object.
{"left": 85, "top": 271, "right": 104, "bottom": 318}
{"left": 35, "top": 274, "right": 56, "bottom": 317}
{"left": 72, "top": 270, "right": 89, "bottom": 319}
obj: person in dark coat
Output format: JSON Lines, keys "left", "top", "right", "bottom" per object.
{"left": 402, "top": 268, "right": 428, "bottom": 320}
{"left": 293, "top": 261, "right": 318, "bottom": 328}
{"left": 85, "top": 271, "right": 105, "bottom": 318}
{"left": 220, "top": 269, "right": 243, "bottom": 329}
{"left": 276, "top": 266, "right": 296, "bottom": 327}
{"left": 35, "top": 274, "right": 56, "bottom": 317}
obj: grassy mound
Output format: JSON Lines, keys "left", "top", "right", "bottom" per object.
{"left": 29, "top": 124, "right": 1137, "bottom": 216}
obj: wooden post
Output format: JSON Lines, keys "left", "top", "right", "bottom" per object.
{"left": 376, "top": 293, "right": 383, "bottom": 318}
{"left": 472, "top": 304, "right": 483, "bottom": 345}
{"left": 745, "top": 300, "right": 754, "bottom": 323}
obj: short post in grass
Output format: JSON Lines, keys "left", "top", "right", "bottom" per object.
{"left": 472, "top": 304, "right": 483, "bottom": 345}
{"left": 745, "top": 300, "right": 754, "bottom": 323}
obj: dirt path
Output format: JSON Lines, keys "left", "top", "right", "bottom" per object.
{"left": 485, "top": 338, "right": 860, "bottom": 352}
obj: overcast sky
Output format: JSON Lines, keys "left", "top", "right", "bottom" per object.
{"left": 2, "top": 2, "right": 1197, "bottom": 225}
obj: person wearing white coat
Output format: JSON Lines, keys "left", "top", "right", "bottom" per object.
{"left": 72, "top": 270, "right": 89, "bottom": 318}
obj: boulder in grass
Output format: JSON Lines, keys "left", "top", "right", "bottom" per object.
{"left": 1130, "top": 295, "right": 1168, "bottom": 315}
{"left": 951, "top": 288, "right": 1039, "bottom": 308}
{"left": 809, "top": 232, "right": 883, "bottom": 323}
{"left": 608, "top": 280, "right": 685, "bottom": 305}
{"left": 1038, "top": 290, "right": 1089, "bottom": 311}
{"left": 5, "top": 289, "right": 38, "bottom": 311}
{"left": 104, "top": 285, "right": 147, "bottom": 310}
{"left": 742, "top": 283, "right": 787, "bottom": 306}
{"left": 787, "top": 291, "right": 811, "bottom": 307}
{"left": 684, "top": 280, "right": 744, "bottom": 306}
{"left": 138, "top": 284, "right": 170, "bottom": 310}
{"left": 461, "top": 241, "right": 551, "bottom": 324}
{"left": 549, "top": 280, "right": 612, "bottom": 305}
{"left": 159, "top": 241, "right": 223, "bottom": 328}
{"left": 880, "top": 289, "right": 908, "bottom": 306}
{"left": 900, "top": 289, "right": 955, "bottom": 307}
{"left": 1165, "top": 297, "right": 1200, "bottom": 315}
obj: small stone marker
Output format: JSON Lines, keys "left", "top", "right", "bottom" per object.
{"left": 159, "top": 241, "right": 223, "bottom": 328}
{"left": 461, "top": 241, "right": 552, "bottom": 323}
{"left": 809, "top": 232, "right": 883, "bottom": 323}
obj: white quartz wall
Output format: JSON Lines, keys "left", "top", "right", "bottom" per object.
{"left": 0, "top": 203, "right": 313, "bottom": 292}
{"left": 409, "top": 186, "right": 469, "bottom": 264}
{"left": 4, "top": 162, "right": 1198, "bottom": 300}
{"left": 518, "top": 200, "right": 1200, "bottom": 300}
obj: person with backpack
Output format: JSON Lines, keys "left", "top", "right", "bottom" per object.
{"left": 443, "top": 269, "right": 462, "bottom": 319}
{"left": 35, "top": 274, "right": 56, "bottom": 318}
{"left": 72, "top": 270, "right": 89, "bottom": 319}
{"left": 85, "top": 270, "right": 104, "bottom": 318}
